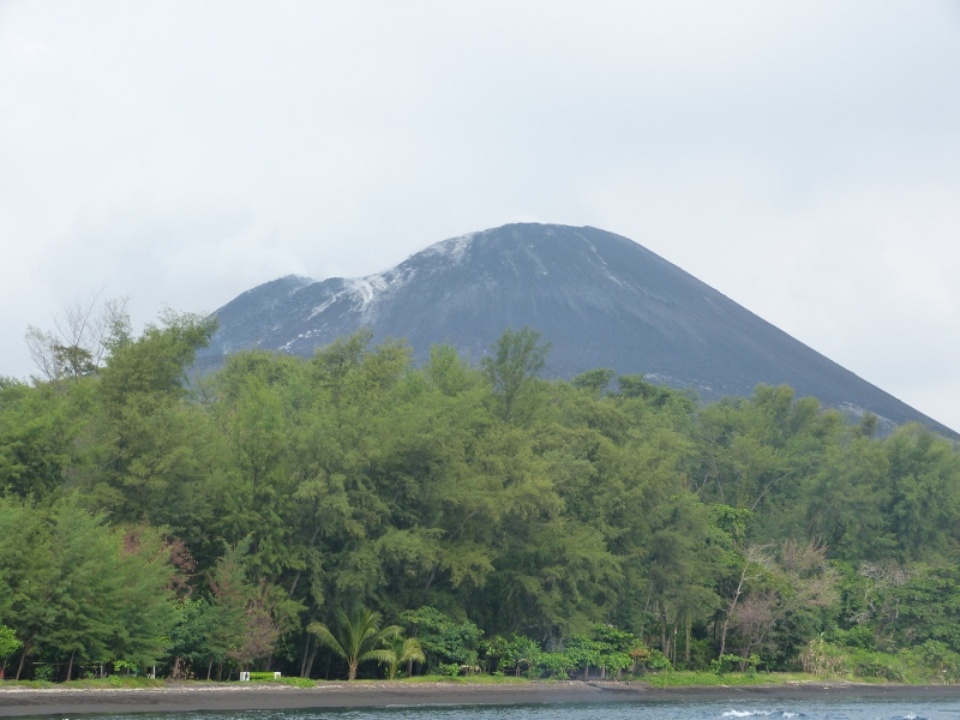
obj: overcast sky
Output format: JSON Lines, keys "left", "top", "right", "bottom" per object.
{"left": 2, "top": 1, "right": 960, "bottom": 429}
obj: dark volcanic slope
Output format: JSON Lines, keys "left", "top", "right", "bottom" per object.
{"left": 197, "top": 223, "right": 952, "bottom": 435}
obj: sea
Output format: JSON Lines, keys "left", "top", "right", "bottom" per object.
{"left": 67, "top": 699, "right": 960, "bottom": 720}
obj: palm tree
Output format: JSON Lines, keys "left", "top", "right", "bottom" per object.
{"left": 383, "top": 634, "right": 426, "bottom": 680}
{"left": 307, "top": 607, "right": 399, "bottom": 681}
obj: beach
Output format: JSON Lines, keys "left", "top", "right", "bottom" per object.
{"left": 4, "top": 681, "right": 960, "bottom": 718}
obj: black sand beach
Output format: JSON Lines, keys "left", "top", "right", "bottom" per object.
{"left": 4, "top": 681, "right": 960, "bottom": 718}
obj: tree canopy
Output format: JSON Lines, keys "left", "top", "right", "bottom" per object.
{"left": 3, "top": 319, "right": 960, "bottom": 682}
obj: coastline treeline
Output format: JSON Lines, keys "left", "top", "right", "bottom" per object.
{"left": 2, "top": 311, "right": 960, "bottom": 682}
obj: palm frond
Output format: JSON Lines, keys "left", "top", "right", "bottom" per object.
{"left": 307, "top": 621, "right": 346, "bottom": 660}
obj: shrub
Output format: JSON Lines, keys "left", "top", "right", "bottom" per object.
{"left": 437, "top": 663, "right": 461, "bottom": 677}
{"left": 711, "top": 653, "right": 758, "bottom": 675}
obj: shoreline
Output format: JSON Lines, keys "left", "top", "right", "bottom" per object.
{"left": 3, "top": 680, "right": 960, "bottom": 717}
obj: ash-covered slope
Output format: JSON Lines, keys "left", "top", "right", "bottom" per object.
{"left": 197, "top": 223, "right": 952, "bottom": 436}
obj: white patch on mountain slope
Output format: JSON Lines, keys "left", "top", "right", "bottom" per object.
{"left": 346, "top": 276, "right": 387, "bottom": 309}
{"left": 280, "top": 328, "right": 319, "bottom": 352}
{"left": 305, "top": 234, "right": 469, "bottom": 325}
{"left": 342, "top": 262, "right": 419, "bottom": 321}
{"left": 579, "top": 232, "right": 624, "bottom": 288}
{"left": 304, "top": 265, "right": 417, "bottom": 325}
{"left": 521, "top": 243, "right": 549, "bottom": 276}
{"left": 420, "top": 231, "right": 476, "bottom": 265}
{"left": 307, "top": 290, "right": 347, "bottom": 320}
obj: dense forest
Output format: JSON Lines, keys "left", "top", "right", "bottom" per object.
{"left": 2, "top": 308, "right": 960, "bottom": 683}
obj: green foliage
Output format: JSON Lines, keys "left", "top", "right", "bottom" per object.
{"left": 711, "top": 653, "right": 759, "bottom": 675}
{"left": 7, "top": 324, "right": 960, "bottom": 683}
{"left": 0, "top": 625, "right": 20, "bottom": 658}
{"left": 0, "top": 495, "right": 179, "bottom": 680}
{"left": 308, "top": 607, "right": 399, "bottom": 680}
{"left": 799, "top": 638, "right": 935, "bottom": 682}
{"left": 382, "top": 634, "right": 425, "bottom": 679}
{"left": 277, "top": 675, "right": 316, "bottom": 687}
{"left": 0, "top": 624, "right": 21, "bottom": 677}
{"left": 481, "top": 327, "right": 549, "bottom": 424}
{"left": 400, "top": 607, "right": 481, "bottom": 672}
{"left": 572, "top": 368, "right": 615, "bottom": 396}
{"left": 634, "top": 646, "right": 672, "bottom": 672}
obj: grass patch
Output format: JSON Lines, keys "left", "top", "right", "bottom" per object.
{"left": 1, "top": 677, "right": 166, "bottom": 690}
{"left": 397, "top": 674, "right": 529, "bottom": 685}
{"left": 276, "top": 676, "right": 317, "bottom": 688}
{"left": 69, "top": 676, "right": 167, "bottom": 689}
{"left": 640, "top": 671, "right": 844, "bottom": 688}
{"left": 0, "top": 679, "right": 56, "bottom": 689}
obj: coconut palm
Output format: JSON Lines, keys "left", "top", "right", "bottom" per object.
{"left": 383, "top": 633, "right": 426, "bottom": 680}
{"left": 307, "top": 607, "right": 399, "bottom": 681}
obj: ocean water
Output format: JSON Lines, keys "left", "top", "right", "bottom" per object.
{"left": 83, "top": 699, "right": 960, "bottom": 720}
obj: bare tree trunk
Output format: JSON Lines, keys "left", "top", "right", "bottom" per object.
{"left": 305, "top": 644, "right": 319, "bottom": 679}
{"left": 721, "top": 559, "right": 750, "bottom": 656}
{"left": 423, "top": 567, "right": 438, "bottom": 595}
{"left": 16, "top": 640, "right": 32, "bottom": 680}
{"left": 66, "top": 650, "right": 75, "bottom": 681}
{"left": 300, "top": 635, "right": 314, "bottom": 677}
{"left": 660, "top": 612, "right": 668, "bottom": 660}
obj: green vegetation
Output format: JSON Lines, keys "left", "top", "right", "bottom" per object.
{"left": 3, "top": 308, "right": 960, "bottom": 685}
{"left": 308, "top": 608, "right": 400, "bottom": 680}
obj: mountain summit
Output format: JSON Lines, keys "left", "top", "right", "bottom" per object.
{"left": 198, "top": 223, "right": 951, "bottom": 435}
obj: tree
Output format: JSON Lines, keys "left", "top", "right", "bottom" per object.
{"left": 572, "top": 368, "right": 615, "bottom": 396}
{"left": 482, "top": 634, "right": 542, "bottom": 676}
{"left": 0, "top": 496, "right": 179, "bottom": 680}
{"left": 400, "top": 607, "right": 482, "bottom": 673}
{"left": 308, "top": 607, "right": 399, "bottom": 680}
{"left": 481, "top": 328, "right": 550, "bottom": 423}
{"left": 725, "top": 540, "right": 838, "bottom": 668}
{"left": 718, "top": 544, "right": 769, "bottom": 658}
{"left": 0, "top": 625, "right": 21, "bottom": 679}
{"left": 881, "top": 426, "right": 960, "bottom": 561}
{"left": 25, "top": 296, "right": 130, "bottom": 385}
{"left": 382, "top": 633, "right": 425, "bottom": 679}
{"left": 98, "top": 309, "right": 215, "bottom": 407}
{"left": 0, "top": 380, "right": 76, "bottom": 499}
{"left": 228, "top": 594, "right": 281, "bottom": 671}
{"left": 89, "top": 311, "right": 219, "bottom": 524}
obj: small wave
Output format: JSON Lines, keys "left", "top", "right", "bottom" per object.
{"left": 721, "top": 711, "right": 774, "bottom": 718}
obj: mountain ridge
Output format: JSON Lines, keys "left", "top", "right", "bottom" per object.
{"left": 196, "top": 223, "right": 954, "bottom": 437}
